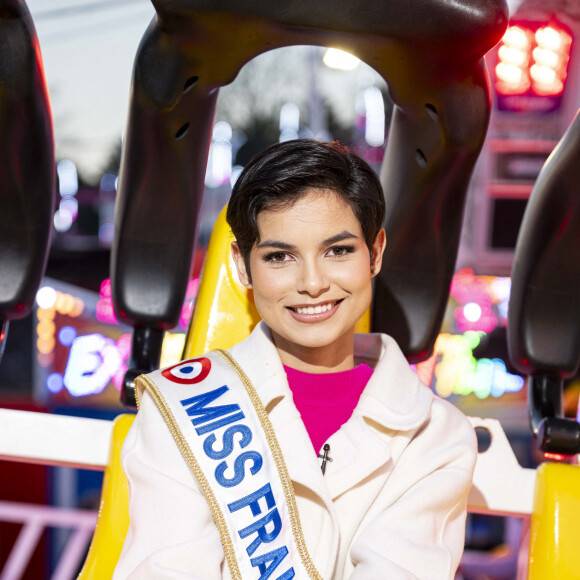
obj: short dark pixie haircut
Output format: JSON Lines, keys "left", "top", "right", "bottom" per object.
{"left": 226, "top": 139, "right": 386, "bottom": 274}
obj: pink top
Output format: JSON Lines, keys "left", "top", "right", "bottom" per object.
{"left": 284, "top": 363, "right": 374, "bottom": 454}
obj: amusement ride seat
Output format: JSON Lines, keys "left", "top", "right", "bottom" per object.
{"left": 4, "top": 1, "right": 580, "bottom": 578}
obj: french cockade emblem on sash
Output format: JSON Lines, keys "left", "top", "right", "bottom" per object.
{"left": 161, "top": 357, "right": 212, "bottom": 384}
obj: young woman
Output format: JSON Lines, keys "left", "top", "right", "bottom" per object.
{"left": 114, "top": 140, "right": 477, "bottom": 579}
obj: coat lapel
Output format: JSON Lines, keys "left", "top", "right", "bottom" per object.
{"left": 226, "top": 322, "right": 434, "bottom": 575}
{"left": 228, "top": 324, "right": 341, "bottom": 576}
{"left": 229, "top": 325, "right": 333, "bottom": 504}
{"left": 260, "top": 376, "right": 335, "bottom": 509}
{"left": 324, "top": 415, "right": 393, "bottom": 500}
{"left": 321, "top": 332, "right": 433, "bottom": 500}
{"left": 228, "top": 323, "right": 433, "bottom": 505}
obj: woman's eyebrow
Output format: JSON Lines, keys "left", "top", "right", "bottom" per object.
{"left": 256, "top": 231, "right": 359, "bottom": 250}
{"left": 256, "top": 240, "right": 297, "bottom": 250}
{"left": 322, "top": 231, "right": 359, "bottom": 245}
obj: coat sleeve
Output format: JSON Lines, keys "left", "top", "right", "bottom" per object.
{"left": 348, "top": 400, "right": 478, "bottom": 580}
{"left": 113, "top": 390, "right": 225, "bottom": 579}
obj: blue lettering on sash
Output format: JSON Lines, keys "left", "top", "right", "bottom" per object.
{"left": 178, "top": 378, "right": 294, "bottom": 575}
{"left": 180, "top": 385, "right": 242, "bottom": 426}
{"left": 251, "top": 547, "right": 295, "bottom": 580}
{"left": 229, "top": 485, "right": 293, "bottom": 576}
{"left": 238, "top": 507, "right": 282, "bottom": 555}
{"left": 195, "top": 411, "right": 245, "bottom": 435}
{"left": 228, "top": 483, "right": 275, "bottom": 516}
{"left": 203, "top": 425, "right": 253, "bottom": 460}
{"left": 215, "top": 451, "right": 263, "bottom": 487}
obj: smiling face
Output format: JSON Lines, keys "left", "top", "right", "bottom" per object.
{"left": 232, "top": 189, "right": 386, "bottom": 373}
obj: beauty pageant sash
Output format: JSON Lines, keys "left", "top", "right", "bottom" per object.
{"left": 135, "top": 349, "right": 321, "bottom": 580}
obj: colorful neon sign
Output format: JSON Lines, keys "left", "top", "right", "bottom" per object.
{"left": 450, "top": 268, "right": 509, "bottom": 334}
{"left": 36, "top": 282, "right": 190, "bottom": 399}
{"left": 434, "top": 332, "right": 524, "bottom": 399}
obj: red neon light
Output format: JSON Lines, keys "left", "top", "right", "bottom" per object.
{"left": 495, "top": 22, "right": 572, "bottom": 98}
{"left": 543, "top": 452, "right": 570, "bottom": 462}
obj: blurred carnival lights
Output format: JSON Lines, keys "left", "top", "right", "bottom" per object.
{"left": 100, "top": 173, "right": 117, "bottom": 191}
{"left": 450, "top": 268, "right": 509, "bottom": 332}
{"left": 179, "top": 278, "right": 200, "bottom": 330}
{"left": 96, "top": 278, "right": 117, "bottom": 325}
{"left": 230, "top": 165, "right": 244, "bottom": 188}
{"left": 55, "top": 160, "right": 79, "bottom": 233}
{"left": 495, "top": 23, "right": 572, "bottom": 97}
{"left": 463, "top": 302, "right": 482, "bottom": 322}
{"left": 58, "top": 325, "right": 77, "bottom": 347}
{"left": 35, "top": 285, "right": 85, "bottom": 368}
{"left": 205, "top": 122, "right": 233, "bottom": 187}
{"left": 279, "top": 102, "right": 300, "bottom": 142}
{"left": 63, "top": 334, "right": 123, "bottom": 397}
{"left": 98, "top": 173, "right": 117, "bottom": 247}
{"left": 57, "top": 160, "right": 78, "bottom": 196}
{"left": 434, "top": 332, "right": 524, "bottom": 399}
{"left": 363, "top": 86, "right": 385, "bottom": 147}
{"left": 47, "top": 373, "right": 64, "bottom": 394}
{"left": 36, "top": 278, "right": 198, "bottom": 397}
{"left": 53, "top": 208, "right": 73, "bottom": 233}
{"left": 36, "top": 286, "right": 57, "bottom": 310}
{"left": 322, "top": 48, "right": 360, "bottom": 71}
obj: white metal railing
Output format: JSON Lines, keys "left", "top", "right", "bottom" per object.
{"left": 0, "top": 500, "right": 97, "bottom": 580}
{"left": 0, "top": 409, "right": 537, "bottom": 579}
{"left": 0, "top": 409, "right": 108, "bottom": 580}
{"left": 0, "top": 410, "right": 112, "bottom": 470}
{"left": 0, "top": 409, "right": 538, "bottom": 516}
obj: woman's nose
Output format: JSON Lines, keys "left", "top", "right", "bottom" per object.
{"left": 297, "top": 260, "right": 330, "bottom": 297}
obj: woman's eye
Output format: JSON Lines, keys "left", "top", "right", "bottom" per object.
{"left": 264, "top": 252, "right": 290, "bottom": 263}
{"left": 327, "top": 245, "right": 354, "bottom": 257}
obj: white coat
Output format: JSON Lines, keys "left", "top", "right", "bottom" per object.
{"left": 114, "top": 322, "right": 477, "bottom": 579}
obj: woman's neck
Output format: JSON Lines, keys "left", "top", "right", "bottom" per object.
{"left": 272, "top": 332, "right": 355, "bottom": 373}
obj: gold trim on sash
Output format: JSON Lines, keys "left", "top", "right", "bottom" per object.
{"left": 214, "top": 349, "right": 322, "bottom": 580}
{"left": 136, "top": 373, "right": 243, "bottom": 579}
{"left": 134, "top": 350, "right": 322, "bottom": 579}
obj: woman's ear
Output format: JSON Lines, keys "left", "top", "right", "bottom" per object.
{"left": 231, "top": 241, "right": 252, "bottom": 287}
{"left": 370, "top": 229, "right": 387, "bottom": 277}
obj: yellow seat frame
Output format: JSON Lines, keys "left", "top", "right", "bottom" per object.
{"left": 527, "top": 461, "right": 580, "bottom": 579}
{"left": 77, "top": 414, "right": 135, "bottom": 578}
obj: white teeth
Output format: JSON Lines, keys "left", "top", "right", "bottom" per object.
{"left": 294, "top": 302, "right": 334, "bottom": 315}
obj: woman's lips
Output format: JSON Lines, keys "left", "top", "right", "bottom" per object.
{"left": 286, "top": 300, "right": 342, "bottom": 323}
